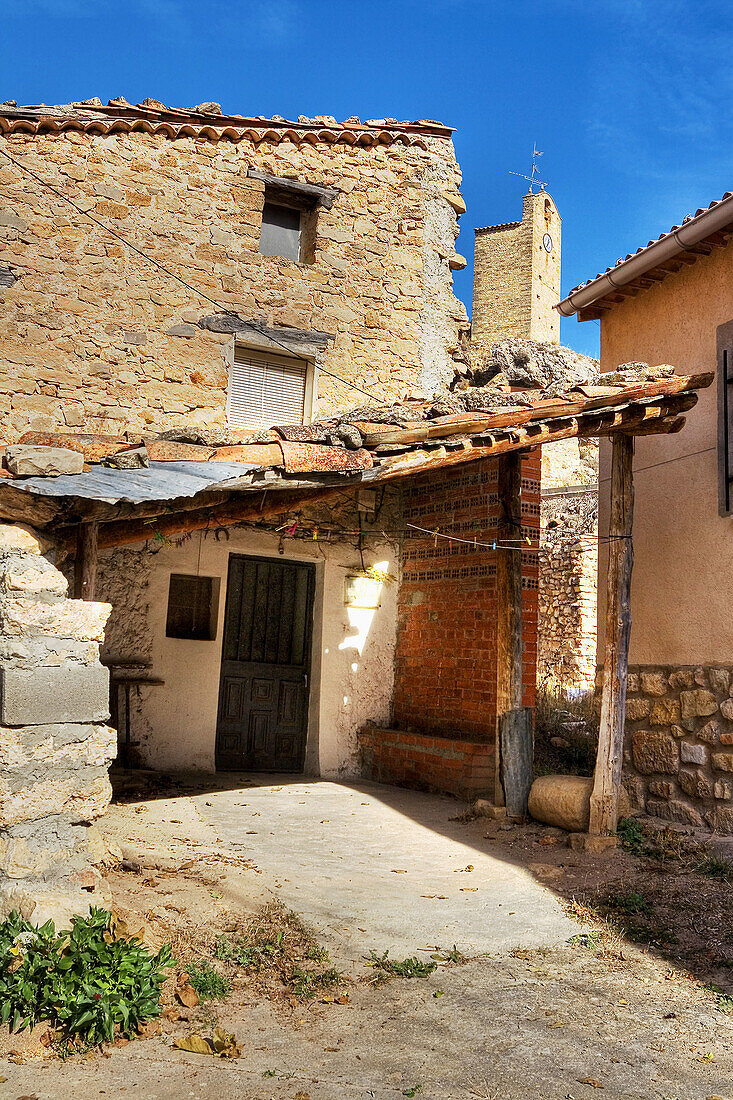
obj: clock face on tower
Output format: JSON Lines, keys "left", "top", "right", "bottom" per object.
{"left": 543, "top": 233, "right": 553, "bottom": 253}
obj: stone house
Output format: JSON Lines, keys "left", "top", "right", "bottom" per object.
{"left": 0, "top": 96, "right": 716, "bottom": 922}
{"left": 558, "top": 190, "right": 733, "bottom": 832}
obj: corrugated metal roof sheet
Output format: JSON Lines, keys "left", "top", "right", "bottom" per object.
{"left": 11, "top": 461, "right": 261, "bottom": 505}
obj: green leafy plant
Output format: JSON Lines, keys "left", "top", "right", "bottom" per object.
{"left": 605, "top": 891, "right": 651, "bottom": 915}
{"left": 616, "top": 817, "right": 644, "bottom": 855}
{"left": 187, "top": 961, "right": 232, "bottom": 1002}
{"left": 364, "top": 950, "right": 437, "bottom": 978}
{"left": 0, "top": 907, "right": 171, "bottom": 1045}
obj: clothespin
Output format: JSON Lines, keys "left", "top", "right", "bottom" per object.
{"left": 433, "top": 528, "right": 439, "bottom": 548}
{"left": 312, "top": 526, "right": 319, "bottom": 541}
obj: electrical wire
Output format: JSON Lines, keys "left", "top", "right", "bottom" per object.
{"left": 0, "top": 145, "right": 379, "bottom": 401}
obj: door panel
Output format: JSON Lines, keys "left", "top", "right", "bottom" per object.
{"left": 216, "top": 556, "right": 315, "bottom": 772}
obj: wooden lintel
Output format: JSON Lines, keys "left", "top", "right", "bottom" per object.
{"left": 589, "top": 434, "right": 634, "bottom": 836}
{"left": 73, "top": 520, "right": 99, "bottom": 600}
{"left": 85, "top": 486, "right": 346, "bottom": 551}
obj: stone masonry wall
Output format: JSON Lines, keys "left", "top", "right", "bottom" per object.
{"left": 0, "top": 126, "right": 468, "bottom": 439}
{"left": 620, "top": 665, "right": 733, "bottom": 834}
{"left": 538, "top": 487, "right": 598, "bottom": 690}
{"left": 471, "top": 191, "right": 560, "bottom": 364}
{"left": 0, "top": 524, "right": 115, "bottom": 925}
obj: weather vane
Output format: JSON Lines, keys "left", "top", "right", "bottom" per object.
{"left": 510, "top": 144, "right": 547, "bottom": 193}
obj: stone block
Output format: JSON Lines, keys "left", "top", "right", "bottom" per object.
{"left": 720, "top": 699, "right": 733, "bottom": 721}
{"left": 625, "top": 697, "right": 651, "bottom": 722}
{"left": 697, "top": 718, "right": 722, "bottom": 743}
{"left": 712, "top": 753, "right": 733, "bottom": 773}
{"left": 669, "top": 669, "right": 695, "bottom": 691}
{"left": 0, "top": 770, "right": 112, "bottom": 827}
{"left": 0, "top": 525, "right": 50, "bottom": 557}
{"left": 5, "top": 445, "right": 84, "bottom": 476}
{"left": 680, "top": 741, "right": 707, "bottom": 765}
{"left": 640, "top": 671, "right": 668, "bottom": 696}
{"left": 1, "top": 558, "right": 67, "bottom": 599}
{"left": 528, "top": 774, "right": 631, "bottom": 832}
{"left": 631, "top": 730, "right": 679, "bottom": 775}
{"left": 678, "top": 769, "right": 712, "bottom": 800}
{"left": 649, "top": 698, "right": 680, "bottom": 726}
{"left": 648, "top": 779, "right": 674, "bottom": 799}
{"left": 680, "top": 689, "right": 718, "bottom": 720}
{"left": 704, "top": 806, "right": 733, "bottom": 834}
{"left": 0, "top": 597, "right": 111, "bottom": 641}
{"left": 0, "top": 665, "right": 110, "bottom": 725}
{"left": 710, "top": 668, "right": 731, "bottom": 695}
{"left": 646, "top": 798, "right": 704, "bottom": 828}
{"left": 473, "top": 799, "right": 506, "bottom": 820}
{"left": 714, "top": 779, "right": 733, "bottom": 801}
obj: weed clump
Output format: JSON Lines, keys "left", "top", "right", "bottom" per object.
{"left": 0, "top": 907, "right": 171, "bottom": 1046}
{"left": 365, "top": 950, "right": 437, "bottom": 979}
{"left": 187, "top": 961, "right": 232, "bottom": 1001}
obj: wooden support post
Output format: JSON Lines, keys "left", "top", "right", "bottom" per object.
{"left": 589, "top": 433, "right": 635, "bottom": 836}
{"left": 73, "top": 521, "right": 99, "bottom": 601}
{"left": 496, "top": 452, "right": 533, "bottom": 815}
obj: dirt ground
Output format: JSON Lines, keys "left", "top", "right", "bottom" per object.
{"left": 1, "top": 774, "right": 732, "bottom": 1100}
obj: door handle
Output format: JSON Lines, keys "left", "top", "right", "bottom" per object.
{"left": 303, "top": 672, "right": 309, "bottom": 689}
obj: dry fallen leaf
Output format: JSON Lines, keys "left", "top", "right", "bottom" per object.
{"left": 391, "top": 869, "right": 407, "bottom": 874}
{"left": 173, "top": 1028, "right": 241, "bottom": 1059}
{"left": 455, "top": 865, "right": 474, "bottom": 873}
{"left": 577, "top": 1078, "right": 604, "bottom": 1089}
{"left": 176, "top": 981, "right": 200, "bottom": 1009}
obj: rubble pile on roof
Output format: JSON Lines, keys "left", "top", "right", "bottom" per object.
{"left": 0, "top": 347, "right": 713, "bottom": 522}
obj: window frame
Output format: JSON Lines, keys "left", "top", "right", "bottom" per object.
{"left": 225, "top": 342, "right": 316, "bottom": 430}
{"left": 717, "top": 321, "right": 733, "bottom": 516}
{"left": 165, "top": 573, "right": 220, "bottom": 641}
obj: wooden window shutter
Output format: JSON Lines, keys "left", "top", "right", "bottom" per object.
{"left": 227, "top": 347, "right": 308, "bottom": 429}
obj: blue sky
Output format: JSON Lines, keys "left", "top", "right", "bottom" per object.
{"left": 4, "top": 0, "right": 733, "bottom": 358}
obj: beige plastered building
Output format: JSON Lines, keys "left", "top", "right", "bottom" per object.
{"left": 558, "top": 194, "right": 733, "bottom": 831}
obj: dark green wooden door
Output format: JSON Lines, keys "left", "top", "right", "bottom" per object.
{"left": 216, "top": 555, "right": 315, "bottom": 772}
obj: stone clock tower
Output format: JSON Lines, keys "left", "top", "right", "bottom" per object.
{"left": 471, "top": 189, "right": 561, "bottom": 363}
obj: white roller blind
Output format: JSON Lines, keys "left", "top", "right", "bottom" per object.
{"left": 227, "top": 347, "right": 307, "bottom": 429}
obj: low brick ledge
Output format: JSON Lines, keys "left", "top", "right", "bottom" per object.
{"left": 359, "top": 726, "right": 495, "bottom": 800}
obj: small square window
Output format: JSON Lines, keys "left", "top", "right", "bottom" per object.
{"left": 260, "top": 202, "right": 302, "bottom": 262}
{"left": 165, "top": 574, "right": 220, "bottom": 640}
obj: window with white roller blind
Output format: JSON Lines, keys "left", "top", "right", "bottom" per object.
{"left": 226, "top": 345, "right": 311, "bottom": 429}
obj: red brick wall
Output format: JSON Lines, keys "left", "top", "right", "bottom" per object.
{"left": 392, "top": 451, "right": 541, "bottom": 741}
{"left": 359, "top": 727, "right": 495, "bottom": 799}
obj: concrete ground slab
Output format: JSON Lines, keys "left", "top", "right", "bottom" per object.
{"left": 194, "top": 776, "right": 577, "bottom": 961}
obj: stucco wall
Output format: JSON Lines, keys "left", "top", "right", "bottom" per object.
{"left": 597, "top": 237, "right": 733, "bottom": 667}
{"left": 95, "top": 527, "right": 399, "bottom": 777}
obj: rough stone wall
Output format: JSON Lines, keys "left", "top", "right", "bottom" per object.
{"left": 393, "top": 451, "right": 541, "bottom": 745}
{"left": 618, "top": 665, "right": 733, "bottom": 834}
{"left": 0, "top": 524, "right": 115, "bottom": 925}
{"left": 538, "top": 485, "right": 598, "bottom": 690}
{"left": 471, "top": 191, "right": 560, "bottom": 363}
{"left": 0, "top": 128, "right": 469, "bottom": 440}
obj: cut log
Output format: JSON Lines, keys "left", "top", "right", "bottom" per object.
{"left": 589, "top": 433, "right": 634, "bottom": 835}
